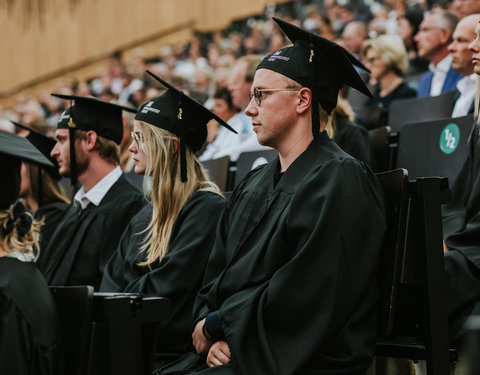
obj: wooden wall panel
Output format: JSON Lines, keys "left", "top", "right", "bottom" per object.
{"left": 0, "top": 0, "right": 290, "bottom": 103}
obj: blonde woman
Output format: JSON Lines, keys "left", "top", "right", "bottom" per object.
{"left": 0, "top": 130, "right": 63, "bottom": 375}
{"left": 100, "top": 71, "right": 235, "bottom": 367}
{"left": 360, "top": 34, "right": 416, "bottom": 128}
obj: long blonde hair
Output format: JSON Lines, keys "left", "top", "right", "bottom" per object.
{"left": 137, "top": 121, "right": 221, "bottom": 266}
{"left": 0, "top": 207, "right": 43, "bottom": 259}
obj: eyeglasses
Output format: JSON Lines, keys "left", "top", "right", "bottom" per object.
{"left": 131, "top": 131, "right": 144, "bottom": 145}
{"left": 249, "top": 87, "right": 301, "bottom": 106}
{"left": 418, "top": 26, "right": 443, "bottom": 34}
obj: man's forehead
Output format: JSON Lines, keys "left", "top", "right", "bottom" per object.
{"left": 252, "top": 68, "right": 288, "bottom": 87}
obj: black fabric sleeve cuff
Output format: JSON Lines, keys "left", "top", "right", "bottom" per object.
{"left": 204, "top": 310, "right": 225, "bottom": 341}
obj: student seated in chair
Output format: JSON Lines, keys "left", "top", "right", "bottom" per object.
{"left": 0, "top": 131, "right": 64, "bottom": 375}
{"left": 100, "top": 72, "right": 235, "bottom": 367}
{"left": 443, "top": 18, "right": 480, "bottom": 347}
{"left": 158, "top": 18, "right": 386, "bottom": 375}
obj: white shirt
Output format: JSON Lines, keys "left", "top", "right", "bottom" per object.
{"left": 452, "top": 73, "right": 476, "bottom": 118}
{"left": 74, "top": 166, "right": 122, "bottom": 210}
{"left": 429, "top": 55, "right": 453, "bottom": 96}
{"left": 199, "top": 111, "right": 267, "bottom": 162}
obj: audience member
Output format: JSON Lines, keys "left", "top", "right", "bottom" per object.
{"left": 359, "top": 35, "right": 416, "bottom": 128}
{"left": 414, "top": 9, "right": 462, "bottom": 97}
{"left": 159, "top": 17, "right": 386, "bottom": 375}
{"left": 0, "top": 130, "right": 64, "bottom": 375}
{"left": 452, "top": 0, "right": 480, "bottom": 19}
{"left": 341, "top": 21, "right": 369, "bottom": 62}
{"left": 13, "top": 122, "right": 69, "bottom": 253}
{"left": 448, "top": 13, "right": 480, "bottom": 117}
{"left": 101, "top": 72, "right": 233, "bottom": 367}
{"left": 36, "top": 96, "right": 145, "bottom": 290}
{"left": 442, "top": 17, "right": 480, "bottom": 350}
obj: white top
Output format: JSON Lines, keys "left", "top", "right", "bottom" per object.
{"left": 199, "top": 111, "right": 267, "bottom": 162}
{"left": 429, "top": 55, "right": 453, "bottom": 96}
{"left": 452, "top": 73, "right": 476, "bottom": 118}
{"left": 74, "top": 165, "right": 122, "bottom": 210}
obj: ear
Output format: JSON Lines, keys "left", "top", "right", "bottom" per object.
{"left": 439, "top": 28, "right": 452, "bottom": 45}
{"left": 296, "top": 87, "right": 312, "bottom": 115}
{"left": 171, "top": 137, "right": 180, "bottom": 154}
{"left": 83, "top": 131, "right": 98, "bottom": 151}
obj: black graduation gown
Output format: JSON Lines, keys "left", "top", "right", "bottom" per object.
{"left": 161, "top": 132, "right": 387, "bottom": 375}
{"left": 0, "top": 258, "right": 64, "bottom": 375}
{"left": 35, "top": 201, "right": 69, "bottom": 254}
{"left": 37, "top": 174, "right": 145, "bottom": 290}
{"left": 333, "top": 115, "right": 374, "bottom": 168}
{"left": 442, "top": 124, "right": 480, "bottom": 342}
{"left": 101, "top": 191, "right": 226, "bottom": 366}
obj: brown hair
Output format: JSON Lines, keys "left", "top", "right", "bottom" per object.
{"left": 75, "top": 130, "right": 120, "bottom": 164}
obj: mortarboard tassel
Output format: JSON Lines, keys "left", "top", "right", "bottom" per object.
{"left": 178, "top": 100, "right": 187, "bottom": 183}
{"left": 68, "top": 98, "right": 78, "bottom": 187}
{"left": 309, "top": 35, "right": 320, "bottom": 139}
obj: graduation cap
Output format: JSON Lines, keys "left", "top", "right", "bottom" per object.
{"left": 50, "top": 94, "right": 137, "bottom": 186}
{"left": 135, "top": 70, "right": 237, "bottom": 182}
{"left": 0, "top": 130, "right": 54, "bottom": 210}
{"left": 256, "top": 17, "right": 372, "bottom": 137}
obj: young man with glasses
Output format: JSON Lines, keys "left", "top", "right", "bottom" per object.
{"left": 36, "top": 96, "right": 145, "bottom": 290}
{"left": 159, "top": 18, "right": 386, "bottom": 375}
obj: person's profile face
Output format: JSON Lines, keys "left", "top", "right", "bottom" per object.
{"left": 129, "top": 122, "right": 147, "bottom": 175}
{"left": 18, "top": 162, "right": 31, "bottom": 199}
{"left": 468, "top": 22, "right": 480, "bottom": 75}
{"left": 51, "top": 128, "right": 71, "bottom": 177}
{"left": 414, "top": 14, "right": 444, "bottom": 60}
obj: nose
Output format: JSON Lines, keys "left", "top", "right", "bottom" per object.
{"left": 245, "top": 98, "right": 257, "bottom": 117}
{"left": 469, "top": 39, "right": 478, "bottom": 52}
{"left": 128, "top": 140, "right": 137, "bottom": 154}
{"left": 50, "top": 142, "right": 60, "bottom": 158}
{"left": 448, "top": 41, "right": 455, "bottom": 53}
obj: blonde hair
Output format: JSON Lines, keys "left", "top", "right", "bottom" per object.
{"left": 0, "top": 208, "right": 43, "bottom": 259}
{"left": 137, "top": 121, "right": 221, "bottom": 266}
{"left": 363, "top": 35, "right": 409, "bottom": 75}
{"left": 26, "top": 164, "right": 70, "bottom": 206}
{"left": 329, "top": 96, "right": 355, "bottom": 138}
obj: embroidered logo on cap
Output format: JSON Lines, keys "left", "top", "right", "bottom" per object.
{"left": 59, "top": 112, "right": 70, "bottom": 121}
{"left": 141, "top": 101, "right": 161, "bottom": 114}
{"left": 268, "top": 50, "right": 290, "bottom": 62}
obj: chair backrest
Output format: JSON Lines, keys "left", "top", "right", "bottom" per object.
{"left": 375, "top": 175, "right": 452, "bottom": 375}
{"left": 369, "top": 126, "right": 393, "bottom": 172}
{"left": 201, "top": 156, "right": 230, "bottom": 191}
{"left": 233, "top": 149, "right": 278, "bottom": 188}
{"left": 50, "top": 285, "right": 94, "bottom": 375}
{"left": 388, "top": 91, "right": 456, "bottom": 133}
{"left": 395, "top": 114, "right": 473, "bottom": 185}
{"left": 375, "top": 169, "right": 409, "bottom": 336}
{"left": 89, "top": 293, "right": 172, "bottom": 375}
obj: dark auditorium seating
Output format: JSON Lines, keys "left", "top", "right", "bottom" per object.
{"left": 50, "top": 286, "right": 94, "bottom": 375}
{"left": 388, "top": 91, "right": 457, "bottom": 133}
{"left": 233, "top": 149, "right": 278, "bottom": 188}
{"left": 369, "top": 126, "right": 394, "bottom": 172}
{"left": 395, "top": 114, "right": 473, "bottom": 185}
{"left": 201, "top": 155, "right": 230, "bottom": 191}
{"left": 375, "top": 169, "right": 457, "bottom": 375}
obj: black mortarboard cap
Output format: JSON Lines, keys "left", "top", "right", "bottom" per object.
{"left": 257, "top": 17, "right": 372, "bottom": 137}
{"left": 50, "top": 94, "right": 136, "bottom": 186}
{"left": 11, "top": 121, "right": 60, "bottom": 179}
{"left": 136, "top": 70, "right": 237, "bottom": 182}
{"left": 0, "top": 130, "right": 54, "bottom": 209}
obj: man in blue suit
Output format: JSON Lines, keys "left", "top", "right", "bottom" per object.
{"left": 415, "top": 9, "right": 464, "bottom": 97}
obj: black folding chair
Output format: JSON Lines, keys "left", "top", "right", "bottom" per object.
{"left": 395, "top": 114, "right": 473, "bottom": 185}
{"left": 89, "top": 293, "right": 172, "bottom": 375}
{"left": 201, "top": 156, "right": 230, "bottom": 191}
{"left": 375, "top": 169, "right": 456, "bottom": 375}
{"left": 50, "top": 286, "right": 94, "bottom": 375}
{"left": 388, "top": 91, "right": 457, "bottom": 133}
{"left": 233, "top": 149, "right": 278, "bottom": 189}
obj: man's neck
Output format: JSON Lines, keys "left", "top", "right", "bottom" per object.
{"left": 277, "top": 131, "right": 314, "bottom": 172}
{"left": 78, "top": 157, "right": 117, "bottom": 192}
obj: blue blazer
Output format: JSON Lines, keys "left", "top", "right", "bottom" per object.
{"left": 417, "top": 65, "right": 463, "bottom": 98}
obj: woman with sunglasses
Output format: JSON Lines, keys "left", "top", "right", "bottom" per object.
{"left": 100, "top": 71, "right": 236, "bottom": 367}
